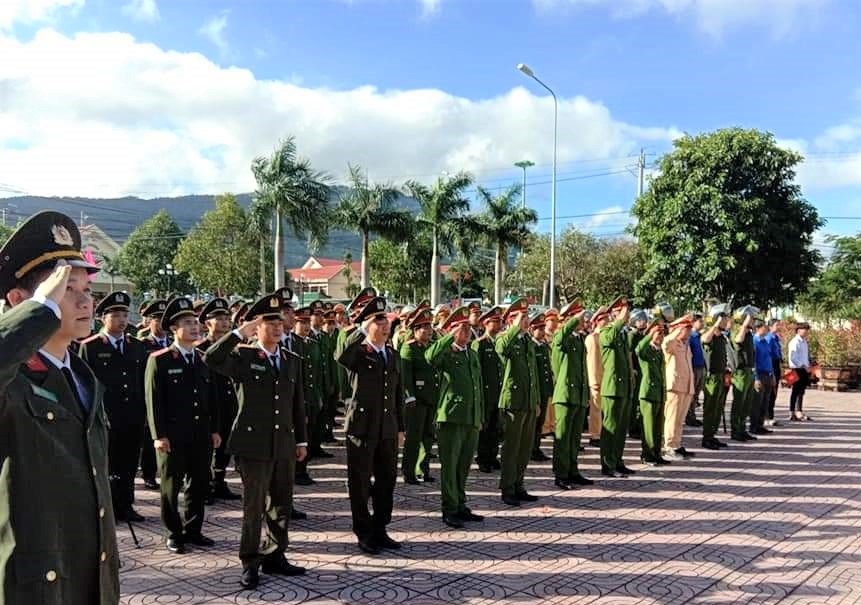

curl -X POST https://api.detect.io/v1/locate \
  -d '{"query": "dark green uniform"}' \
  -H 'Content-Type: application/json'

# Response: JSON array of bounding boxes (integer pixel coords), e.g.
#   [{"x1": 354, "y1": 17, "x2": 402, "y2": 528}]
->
[
  {"x1": 400, "y1": 338, "x2": 439, "y2": 481},
  {"x1": 425, "y1": 333, "x2": 483, "y2": 516},
  {"x1": 635, "y1": 337, "x2": 665, "y2": 462},
  {"x1": 496, "y1": 324, "x2": 540, "y2": 498},
  {"x1": 0, "y1": 301, "x2": 119, "y2": 605},
  {"x1": 139, "y1": 332, "x2": 172, "y2": 484},
  {"x1": 472, "y1": 334, "x2": 502, "y2": 468},
  {"x1": 335, "y1": 326, "x2": 354, "y2": 400},
  {"x1": 145, "y1": 344, "x2": 219, "y2": 542},
  {"x1": 702, "y1": 331, "x2": 729, "y2": 443},
  {"x1": 550, "y1": 317, "x2": 588, "y2": 480},
  {"x1": 731, "y1": 330, "x2": 755, "y2": 438},
  {"x1": 299, "y1": 332, "x2": 325, "y2": 456},
  {"x1": 80, "y1": 331, "x2": 147, "y2": 517},
  {"x1": 599, "y1": 318, "x2": 632, "y2": 472},
  {"x1": 318, "y1": 328, "x2": 340, "y2": 439},
  {"x1": 203, "y1": 334, "x2": 306, "y2": 567},
  {"x1": 532, "y1": 338, "x2": 555, "y2": 454},
  {"x1": 627, "y1": 329, "x2": 646, "y2": 438}
]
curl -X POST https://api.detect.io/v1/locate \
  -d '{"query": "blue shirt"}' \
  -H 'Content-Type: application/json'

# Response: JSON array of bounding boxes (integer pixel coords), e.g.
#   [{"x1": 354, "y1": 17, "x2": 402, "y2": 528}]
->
[
  {"x1": 689, "y1": 331, "x2": 706, "y2": 368},
  {"x1": 753, "y1": 334, "x2": 774, "y2": 374},
  {"x1": 764, "y1": 332, "x2": 782, "y2": 362}
]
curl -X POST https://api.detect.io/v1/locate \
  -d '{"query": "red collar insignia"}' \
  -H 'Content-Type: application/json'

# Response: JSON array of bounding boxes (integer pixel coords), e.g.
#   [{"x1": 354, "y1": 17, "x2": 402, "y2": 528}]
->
[{"x1": 25, "y1": 354, "x2": 48, "y2": 372}]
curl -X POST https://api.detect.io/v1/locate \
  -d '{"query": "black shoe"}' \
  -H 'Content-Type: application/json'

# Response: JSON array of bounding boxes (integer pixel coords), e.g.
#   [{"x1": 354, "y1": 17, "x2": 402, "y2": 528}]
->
[
  {"x1": 685, "y1": 418, "x2": 703, "y2": 427},
  {"x1": 295, "y1": 473, "x2": 315, "y2": 486},
  {"x1": 443, "y1": 513, "x2": 464, "y2": 529},
  {"x1": 716, "y1": 439, "x2": 729, "y2": 448},
  {"x1": 554, "y1": 478, "x2": 573, "y2": 490},
  {"x1": 601, "y1": 468, "x2": 619, "y2": 478},
  {"x1": 770, "y1": 420, "x2": 781, "y2": 427},
  {"x1": 310, "y1": 448, "x2": 334, "y2": 459},
  {"x1": 701, "y1": 438, "x2": 721, "y2": 450},
  {"x1": 262, "y1": 553, "x2": 306, "y2": 576},
  {"x1": 143, "y1": 478, "x2": 159, "y2": 490},
  {"x1": 185, "y1": 533, "x2": 215, "y2": 547},
  {"x1": 376, "y1": 532, "x2": 401, "y2": 550},
  {"x1": 166, "y1": 538, "x2": 185, "y2": 554},
  {"x1": 743, "y1": 432, "x2": 758, "y2": 441},
  {"x1": 490, "y1": 459, "x2": 502, "y2": 470},
  {"x1": 516, "y1": 491, "x2": 539, "y2": 502},
  {"x1": 676, "y1": 448, "x2": 695, "y2": 459},
  {"x1": 640, "y1": 458, "x2": 658, "y2": 467},
  {"x1": 655, "y1": 457, "x2": 672, "y2": 466},
  {"x1": 214, "y1": 484, "x2": 242, "y2": 500},
  {"x1": 358, "y1": 537, "x2": 380, "y2": 555},
  {"x1": 204, "y1": 494, "x2": 216, "y2": 506},
  {"x1": 125, "y1": 508, "x2": 145, "y2": 522},
  {"x1": 751, "y1": 427, "x2": 772, "y2": 435},
  {"x1": 457, "y1": 510, "x2": 484, "y2": 522},
  {"x1": 240, "y1": 565, "x2": 259, "y2": 589},
  {"x1": 616, "y1": 464, "x2": 636, "y2": 475},
  {"x1": 478, "y1": 463, "x2": 493, "y2": 473},
  {"x1": 422, "y1": 475, "x2": 436, "y2": 483},
  {"x1": 568, "y1": 473, "x2": 594, "y2": 486},
  {"x1": 322, "y1": 434, "x2": 339, "y2": 444},
  {"x1": 403, "y1": 476, "x2": 421, "y2": 485},
  {"x1": 589, "y1": 439, "x2": 601, "y2": 447},
  {"x1": 731, "y1": 433, "x2": 747, "y2": 442},
  {"x1": 578, "y1": 445, "x2": 585, "y2": 452},
  {"x1": 501, "y1": 494, "x2": 521, "y2": 507},
  {"x1": 290, "y1": 508, "x2": 308, "y2": 520},
  {"x1": 530, "y1": 449, "x2": 550, "y2": 462}
]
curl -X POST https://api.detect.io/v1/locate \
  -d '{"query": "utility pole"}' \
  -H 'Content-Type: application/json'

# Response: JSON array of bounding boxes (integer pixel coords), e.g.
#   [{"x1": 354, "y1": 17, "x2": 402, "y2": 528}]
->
[
  {"x1": 637, "y1": 148, "x2": 645, "y2": 198},
  {"x1": 514, "y1": 160, "x2": 535, "y2": 208}
]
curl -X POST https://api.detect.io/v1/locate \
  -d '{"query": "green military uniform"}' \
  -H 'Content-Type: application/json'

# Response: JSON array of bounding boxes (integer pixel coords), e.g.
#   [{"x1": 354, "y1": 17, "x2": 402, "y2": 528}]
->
[
  {"x1": 702, "y1": 328, "x2": 730, "y2": 446},
  {"x1": 425, "y1": 329, "x2": 483, "y2": 520},
  {"x1": 203, "y1": 321, "x2": 306, "y2": 572},
  {"x1": 627, "y1": 328, "x2": 646, "y2": 438},
  {"x1": 400, "y1": 334, "x2": 439, "y2": 482},
  {"x1": 138, "y1": 300, "x2": 171, "y2": 488},
  {"x1": 731, "y1": 328, "x2": 755, "y2": 439},
  {"x1": 550, "y1": 315, "x2": 589, "y2": 483},
  {"x1": 335, "y1": 325, "x2": 356, "y2": 398},
  {"x1": 599, "y1": 315, "x2": 632, "y2": 473},
  {"x1": 496, "y1": 318, "x2": 540, "y2": 500},
  {"x1": 318, "y1": 326, "x2": 340, "y2": 440},
  {"x1": 532, "y1": 335, "x2": 554, "y2": 456},
  {"x1": 472, "y1": 333, "x2": 503, "y2": 469},
  {"x1": 635, "y1": 334, "x2": 665, "y2": 463},
  {"x1": 299, "y1": 331, "x2": 325, "y2": 455}
]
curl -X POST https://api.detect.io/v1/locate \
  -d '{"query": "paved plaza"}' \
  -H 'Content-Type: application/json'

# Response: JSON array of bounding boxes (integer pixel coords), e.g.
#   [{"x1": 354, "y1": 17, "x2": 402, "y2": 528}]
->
[{"x1": 119, "y1": 389, "x2": 861, "y2": 604}]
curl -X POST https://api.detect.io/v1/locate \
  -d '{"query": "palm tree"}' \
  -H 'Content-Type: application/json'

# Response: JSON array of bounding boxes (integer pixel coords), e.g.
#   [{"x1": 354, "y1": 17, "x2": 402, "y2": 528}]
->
[
  {"x1": 251, "y1": 136, "x2": 332, "y2": 290},
  {"x1": 246, "y1": 197, "x2": 273, "y2": 295},
  {"x1": 334, "y1": 164, "x2": 413, "y2": 288},
  {"x1": 475, "y1": 184, "x2": 538, "y2": 305},
  {"x1": 405, "y1": 171, "x2": 475, "y2": 306},
  {"x1": 97, "y1": 252, "x2": 121, "y2": 291}
]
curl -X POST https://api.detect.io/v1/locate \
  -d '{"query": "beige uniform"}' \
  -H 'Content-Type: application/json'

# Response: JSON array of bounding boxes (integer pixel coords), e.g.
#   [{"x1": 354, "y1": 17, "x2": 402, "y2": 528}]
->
[
  {"x1": 662, "y1": 335, "x2": 695, "y2": 450},
  {"x1": 585, "y1": 330, "x2": 603, "y2": 439}
]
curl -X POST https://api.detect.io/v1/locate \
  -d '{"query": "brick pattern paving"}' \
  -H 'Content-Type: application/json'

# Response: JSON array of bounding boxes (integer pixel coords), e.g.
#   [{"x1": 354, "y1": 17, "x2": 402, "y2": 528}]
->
[{"x1": 119, "y1": 390, "x2": 861, "y2": 604}]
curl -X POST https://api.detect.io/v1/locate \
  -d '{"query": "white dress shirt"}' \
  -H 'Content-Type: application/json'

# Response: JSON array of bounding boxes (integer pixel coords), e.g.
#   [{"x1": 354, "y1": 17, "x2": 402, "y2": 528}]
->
[{"x1": 788, "y1": 335, "x2": 810, "y2": 369}]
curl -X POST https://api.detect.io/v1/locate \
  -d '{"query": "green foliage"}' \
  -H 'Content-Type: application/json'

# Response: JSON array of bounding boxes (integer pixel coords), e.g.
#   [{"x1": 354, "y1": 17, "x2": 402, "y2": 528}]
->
[
  {"x1": 0, "y1": 224, "x2": 13, "y2": 247},
  {"x1": 632, "y1": 128, "x2": 822, "y2": 310},
  {"x1": 366, "y1": 236, "x2": 431, "y2": 303},
  {"x1": 117, "y1": 209, "x2": 190, "y2": 295},
  {"x1": 246, "y1": 197, "x2": 276, "y2": 294},
  {"x1": 799, "y1": 232, "x2": 861, "y2": 321},
  {"x1": 173, "y1": 194, "x2": 262, "y2": 297}
]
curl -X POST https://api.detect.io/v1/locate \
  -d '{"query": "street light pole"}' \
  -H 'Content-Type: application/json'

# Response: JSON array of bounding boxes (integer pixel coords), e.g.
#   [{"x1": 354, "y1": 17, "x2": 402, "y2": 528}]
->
[
  {"x1": 514, "y1": 160, "x2": 534, "y2": 209},
  {"x1": 517, "y1": 63, "x2": 558, "y2": 308}
]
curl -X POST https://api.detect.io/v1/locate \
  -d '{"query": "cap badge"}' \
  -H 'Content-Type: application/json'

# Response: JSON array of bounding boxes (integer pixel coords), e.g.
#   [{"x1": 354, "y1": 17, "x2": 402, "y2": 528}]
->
[
  {"x1": 179, "y1": 300, "x2": 189, "y2": 309},
  {"x1": 270, "y1": 297, "x2": 279, "y2": 308},
  {"x1": 51, "y1": 224, "x2": 74, "y2": 246},
  {"x1": 115, "y1": 293, "x2": 123, "y2": 302}
]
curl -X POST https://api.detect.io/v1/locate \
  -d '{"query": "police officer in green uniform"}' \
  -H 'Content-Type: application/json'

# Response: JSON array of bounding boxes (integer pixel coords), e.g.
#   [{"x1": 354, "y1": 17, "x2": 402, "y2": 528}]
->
[
  {"x1": 550, "y1": 299, "x2": 593, "y2": 489},
  {"x1": 496, "y1": 298, "x2": 540, "y2": 506},
  {"x1": 203, "y1": 293, "x2": 308, "y2": 589},
  {"x1": 627, "y1": 308, "x2": 650, "y2": 439},
  {"x1": 0, "y1": 210, "x2": 119, "y2": 605},
  {"x1": 600, "y1": 296, "x2": 635, "y2": 478},
  {"x1": 336, "y1": 296, "x2": 405, "y2": 555},
  {"x1": 80, "y1": 291, "x2": 148, "y2": 522},
  {"x1": 145, "y1": 296, "x2": 220, "y2": 554},
  {"x1": 701, "y1": 304, "x2": 731, "y2": 450},
  {"x1": 400, "y1": 308, "x2": 439, "y2": 484},
  {"x1": 138, "y1": 299, "x2": 170, "y2": 490},
  {"x1": 473, "y1": 306, "x2": 504, "y2": 473},
  {"x1": 731, "y1": 306, "x2": 757, "y2": 442},
  {"x1": 319, "y1": 303, "x2": 340, "y2": 443},
  {"x1": 425, "y1": 306, "x2": 485, "y2": 528},
  {"x1": 196, "y1": 297, "x2": 242, "y2": 502},
  {"x1": 635, "y1": 319, "x2": 670, "y2": 466},
  {"x1": 307, "y1": 300, "x2": 333, "y2": 457},
  {"x1": 294, "y1": 306, "x2": 326, "y2": 482},
  {"x1": 530, "y1": 312, "x2": 554, "y2": 462}
]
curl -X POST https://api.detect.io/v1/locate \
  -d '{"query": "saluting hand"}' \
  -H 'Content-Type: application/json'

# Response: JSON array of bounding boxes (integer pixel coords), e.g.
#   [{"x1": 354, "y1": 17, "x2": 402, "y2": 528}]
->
[
  {"x1": 154, "y1": 437, "x2": 171, "y2": 454},
  {"x1": 238, "y1": 317, "x2": 263, "y2": 339},
  {"x1": 34, "y1": 259, "x2": 71, "y2": 306}
]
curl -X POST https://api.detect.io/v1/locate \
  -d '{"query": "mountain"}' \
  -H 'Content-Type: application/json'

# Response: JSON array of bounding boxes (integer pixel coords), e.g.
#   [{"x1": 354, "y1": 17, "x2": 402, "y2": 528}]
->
[{"x1": 4, "y1": 190, "x2": 420, "y2": 268}]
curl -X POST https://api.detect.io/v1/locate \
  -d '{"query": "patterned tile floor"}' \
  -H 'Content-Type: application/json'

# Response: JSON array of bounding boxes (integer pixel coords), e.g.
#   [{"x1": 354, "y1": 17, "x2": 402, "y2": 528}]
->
[{"x1": 120, "y1": 389, "x2": 861, "y2": 604}]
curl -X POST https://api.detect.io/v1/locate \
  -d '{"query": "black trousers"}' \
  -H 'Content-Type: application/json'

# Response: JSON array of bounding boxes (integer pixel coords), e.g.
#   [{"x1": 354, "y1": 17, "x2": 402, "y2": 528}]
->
[
  {"x1": 235, "y1": 455, "x2": 295, "y2": 566},
  {"x1": 790, "y1": 368, "x2": 809, "y2": 412},
  {"x1": 158, "y1": 439, "x2": 211, "y2": 540},
  {"x1": 768, "y1": 359, "x2": 781, "y2": 420},
  {"x1": 212, "y1": 406, "x2": 236, "y2": 486},
  {"x1": 108, "y1": 421, "x2": 144, "y2": 513},
  {"x1": 476, "y1": 407, "x2": 500, "y2": 465},
  {"x1": 140, "y1": 425, "x2": 158, "y2": 481},
  {"x1": 346, "y1": 437, "x2": 398, "y2": 541}
]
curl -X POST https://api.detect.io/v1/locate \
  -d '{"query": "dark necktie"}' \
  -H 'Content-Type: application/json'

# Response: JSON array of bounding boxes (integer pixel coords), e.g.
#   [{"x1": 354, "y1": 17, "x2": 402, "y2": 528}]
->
[
  {"x1": 270, "y1": 354, "x2": 279, "y2": 374},
  {"x1": 185, "y1": 353, "x2": 194, "y2": 366},
  {"x1": 115, "y1": 339, "x2": 123, "y2": 355},
  {"x1": 378, "y1": 349, "x2": 386, "y2": 367},
  {"x1": 62, "y1": 367, "x2": 89, "y2": 413}
]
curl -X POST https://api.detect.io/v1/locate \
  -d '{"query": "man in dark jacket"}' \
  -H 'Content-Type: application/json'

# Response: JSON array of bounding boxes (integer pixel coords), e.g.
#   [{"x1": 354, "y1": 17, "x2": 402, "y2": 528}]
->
[
  {"x1": 138, "y1": 298, "x2": 170, "y2": 490},
  {"x1": 0, "y1": 210, "x2": 120, "y2": 605},
  {"x1": 204, "y1": 293, "x2": 307, "y2": 589}
]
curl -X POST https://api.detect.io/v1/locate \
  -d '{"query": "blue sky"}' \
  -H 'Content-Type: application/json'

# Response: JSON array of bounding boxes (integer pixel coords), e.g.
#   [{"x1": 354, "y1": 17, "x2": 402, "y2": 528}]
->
[{"x1": 2, "y1": 0, "x2": 861, "y2": 245}]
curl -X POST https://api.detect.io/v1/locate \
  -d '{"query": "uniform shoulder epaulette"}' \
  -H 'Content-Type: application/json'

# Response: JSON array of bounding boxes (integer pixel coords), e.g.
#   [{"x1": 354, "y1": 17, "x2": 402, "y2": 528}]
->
[
  {"x1": 150, "y1": 347, "x2": 171, "y2": 357},
  {"x1": 284, "y1": 349, "x2": 302, "y2": 359},
  {"x1": 81, "y1": 333, "x2": 102, "y2": 344},
  {"x1": 126, "y1": 334, "x2": 143, "y2": 344}
]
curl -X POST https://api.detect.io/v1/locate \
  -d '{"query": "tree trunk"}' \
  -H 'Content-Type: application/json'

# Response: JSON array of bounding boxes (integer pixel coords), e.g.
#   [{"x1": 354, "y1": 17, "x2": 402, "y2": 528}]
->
[
  {"x1": 259, "y1": 236, "x2": 266, "y2": 295},
  {"x1": 542, "y1": 279, "x2": 549, "y2": 306},
  {"x1": 494, "y1": 243, "x2": 503, "y2": 306},
  {"x1": 274, "y1": 211, "x2": 285, "y2": 290},
  {"x1": 430, "y1": 228, "x2": 440, "y2": 306},
  {"x1": 361, "y1": 231, "x2": 369, "y2": 288}
]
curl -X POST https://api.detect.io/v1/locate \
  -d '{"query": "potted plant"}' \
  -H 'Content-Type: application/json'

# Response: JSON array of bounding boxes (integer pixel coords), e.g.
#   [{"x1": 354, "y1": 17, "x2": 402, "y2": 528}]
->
[{"x1": 814, "y1": 327, "x2": 855, "y2": 391}]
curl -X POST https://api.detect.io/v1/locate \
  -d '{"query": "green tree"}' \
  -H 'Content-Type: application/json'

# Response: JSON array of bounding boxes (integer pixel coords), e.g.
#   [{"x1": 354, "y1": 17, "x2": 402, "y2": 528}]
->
[
  {"x1": 799, "y1": 232, "x2": 861, "y2": 320},
  {"x1": 0, "y1": 224, "x2": 14, "y2": 247},
  {"x1": 335, "y1": 164, "x2": 413, "y2": 288},
  {"x1": 117, "y1": 210, "x2": 190, "y2": 296},
  {"x1": 342, "y1": 252, "x2": 361, "y2": 299},
  {"x1": 247, "y1": 197, "x2": 275, "y2": 295},
  {"x1": 251, "y1": 136, "x2": 332, "y2": 290},
  {"x1": 474, "y1": 184, "x2": 538, "y2": 305},
  {"x1": 632, "y1": 128, "x2": 822, "y2": 310},
  {"x1": 96, "y1": 252, "x2": 122, "y2": 291},
  {"x1": 405, "y1": 171, "x2": 475, "y2": 305},
  {"x1": 367, "y1": 236, "x2": 432, "y2": 303},
  {"x1": 173, "y1": 194, "x2": 262, "y2": 297}
]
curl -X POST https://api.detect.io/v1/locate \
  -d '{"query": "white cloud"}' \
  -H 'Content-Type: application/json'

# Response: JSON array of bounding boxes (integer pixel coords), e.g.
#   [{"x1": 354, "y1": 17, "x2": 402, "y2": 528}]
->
[
  {"x1": 419, "y1": 0, "x2": 442, "y2": 19},
  {"x1": 199, "y1": 12, "x2": 228, "y2": 55},
  {"x1": 533, "y1": 0, "x2": 829, "y2": 37},
  {"x1": 582, "y1": 205, "x2": 629, "y2": 231},
  {"x1": 122, "y1": 0, "x2": 159, "y2": 22},
  {"x1": 0, "y1": 0, "x2": 83, "y2": 30},
  {"x1": 0, "y1": 28, "x2": 680, "y2": 199}
]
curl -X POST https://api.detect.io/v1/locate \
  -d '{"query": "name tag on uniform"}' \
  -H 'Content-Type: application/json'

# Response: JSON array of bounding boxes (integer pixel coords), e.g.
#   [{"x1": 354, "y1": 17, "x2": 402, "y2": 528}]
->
[
  {"x1": 168, "y1": 368, "x2": 184, "y2": 375},
  {"x1": 416, "y1": 380, "x2": 425, "y2": 386},
  {"x1": 97, "y1": 353, "x2": 112, "y2": 358},
  {"x1": 30, "y1": 384, "x2": 59, "y2": 402},
  {"x1": 250, "y1": 363, "x2": 267, "y2": 372}
]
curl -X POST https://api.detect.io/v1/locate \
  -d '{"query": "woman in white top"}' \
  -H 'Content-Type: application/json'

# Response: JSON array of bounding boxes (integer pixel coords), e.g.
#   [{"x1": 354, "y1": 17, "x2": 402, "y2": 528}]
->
[{"x1": 787, "y1": 322, "x2": 812, "y2": 421}]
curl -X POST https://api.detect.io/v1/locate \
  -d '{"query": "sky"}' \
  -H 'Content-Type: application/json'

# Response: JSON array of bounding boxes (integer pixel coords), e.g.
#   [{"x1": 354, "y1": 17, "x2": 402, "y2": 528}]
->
[{"x1": 1, "y1": 0, "x2": 861, "y2": 247}]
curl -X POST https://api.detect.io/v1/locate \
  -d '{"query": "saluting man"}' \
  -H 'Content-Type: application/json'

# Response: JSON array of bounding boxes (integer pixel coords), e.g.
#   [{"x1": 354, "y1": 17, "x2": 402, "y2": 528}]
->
[
  {"x1": 635, "y1": 319, "x2": 668, "y2": 466},
  {"x1": 80, "y1": 291, "x2": 148, "y2": 522},
  {"x1": 204, "y1": 293, "x2": 308, "y2": 589},
  {"x1": 425, "y1": 306, "x2": 485, "y2": 529},
  {"x1": 731, "y1": 306, "x2": 757, "y2": 442},
  {"x1": 700, "y1": 305, "x2": 731, "y2": 450},
  {"x1": 662, "y1": 314, "x2": 696, "y2": 460},
  {"x1": 337, "y1": 296, "x2": 405, "y2": 555},
  {"x1": 585, "y1": 308, "x2": 607, "y2": 447},
  {"x1": 145, "y1": 296, "x2": 221, "y2": 554},
  {"x1": 529, "y1": 312, "x2": 554, "y2": 463},
  {"x1": 0, "y1": 211, "x2": 120, "y2": 605},
  {"x1": 599, "y1": 296, "x2": 634, "y2": 478},
  {"x1": 473, "y1": 306, "x2": 504, "y2": 473}
]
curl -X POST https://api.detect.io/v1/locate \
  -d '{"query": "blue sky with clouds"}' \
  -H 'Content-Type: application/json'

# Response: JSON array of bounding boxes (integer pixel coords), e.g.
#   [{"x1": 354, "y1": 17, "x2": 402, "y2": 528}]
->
[{"x1": 2, "y1": 0, "x2": 861, "y2": 243}]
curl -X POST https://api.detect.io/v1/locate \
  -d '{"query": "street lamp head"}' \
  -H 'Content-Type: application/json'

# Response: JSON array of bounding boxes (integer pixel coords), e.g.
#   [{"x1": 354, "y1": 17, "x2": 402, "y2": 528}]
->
[
  {"x1": 166, "y1": 263, "x2": 173, "y2": 270},
  {"x1": 517, "y1": 63, "x2": 534, "y2": 78}
]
